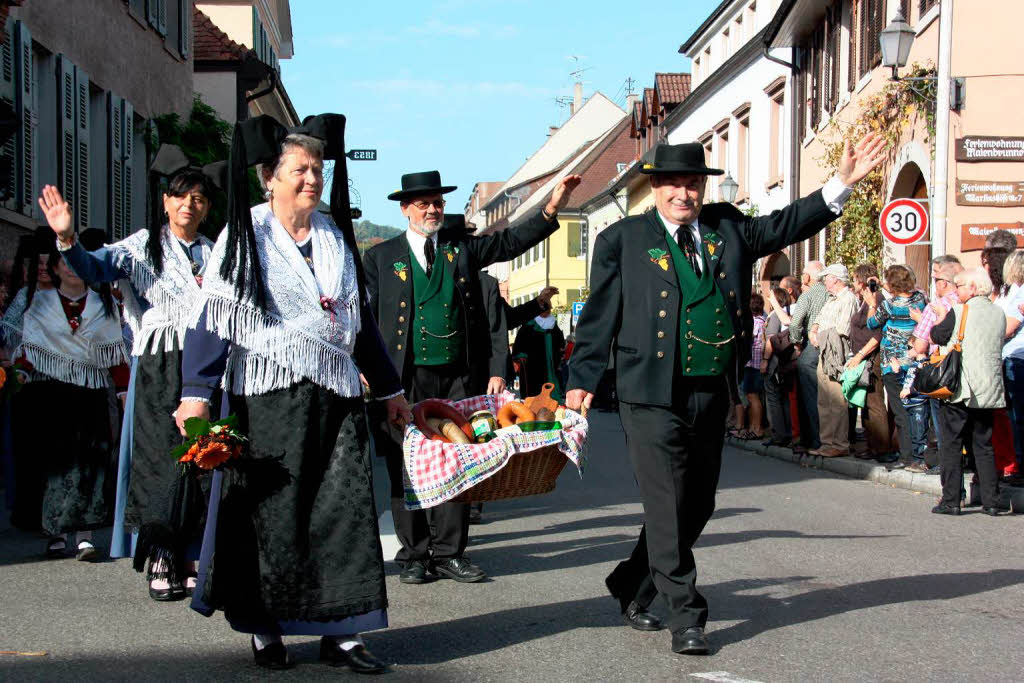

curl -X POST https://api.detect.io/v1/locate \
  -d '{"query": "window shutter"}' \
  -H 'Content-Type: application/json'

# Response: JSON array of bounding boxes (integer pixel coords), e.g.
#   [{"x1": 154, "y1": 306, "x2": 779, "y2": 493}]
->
[
  {"x1": 75, "y1": 66, "x2": 90, "y2": 232},
  {"x1": 178, "y1": 0, "x2": 190, "y2": 58},
  {"x1": 14, "y1": 21, "x2": 34, "y2": 217},
  {"x1": 847, "y1": 0, "x2": 857, "y2": 91},
  {"x1": 123, "y1": 100, "x2": 135, "y2": 233},
  {"x1": 57, "y1": 55, "x2": 76, "y2": 222},
  {"x1": 157, "y1": 0, "x2": 167, "y2": 36},
  {"x1": 147, "y1": 0, "x2": 158, "y2": 27},
  {"x1": 0, "y1": 17, "x2": 16, "y2": 209},
  {"x1": 108, "y1": 93, "x2": 125, "y2": 240}
]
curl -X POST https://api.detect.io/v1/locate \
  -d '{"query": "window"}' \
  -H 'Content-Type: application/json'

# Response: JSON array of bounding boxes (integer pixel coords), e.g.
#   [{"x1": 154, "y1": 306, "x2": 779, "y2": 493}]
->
[
  {"x1": 747, "y1": 1, "x2": 757, "y2": 29},
  {"x1": 734, "y1": 106, "x2": 750, "y2": 202},
  {"x1": 698, "y1": 132, "x2": 713, "y2": 170},
  {"x1": 252, "y1": 7, "x2": 279, "y2": 71},
  {"x1": 567, "y1": 222, "x2": 582, "y2": 258},
  {"x1": 2, "y1": 20, "x2": 38, "y2": 217},
  {"x1": 147, "y1": 0, "x2": 167, "y2": 37},
  {"x1": 920, "y1": 0, "x2": 938, "y2": 14},
  {"x1": 847, "y1": 0, "x2": 857, "y2": 92},
  {"x1": 765, "y1": 78, "x2": 786, "y2": 188},
  {"x1": 859, "y1": 0, "x2": 884, "y2": 77},
  {"x1": 734, "y1": 15, "x2": 744, "y2": 45},
  {"x1": 693, "y1": 56, "x2": 701, "y2": 85},
  {"x1": 715, "y1": 121, "x2": 729, "y2": 200},
  {"x1": 722, "y1": 27, "x2": 730, "y2": 57}
]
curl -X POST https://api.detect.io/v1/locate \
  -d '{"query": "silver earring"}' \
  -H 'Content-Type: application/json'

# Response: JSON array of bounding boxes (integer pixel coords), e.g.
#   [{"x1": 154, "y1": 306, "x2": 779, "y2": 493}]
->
[{"x1": 264, "y1": 189, "x2": 273, "y2": 200}]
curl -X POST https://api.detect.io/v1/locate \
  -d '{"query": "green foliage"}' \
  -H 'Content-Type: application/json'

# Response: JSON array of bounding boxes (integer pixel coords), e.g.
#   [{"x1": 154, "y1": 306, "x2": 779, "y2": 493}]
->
[
  {"x1": 151, "y1": 96, "x2": 262, "y2": 239},
  {"x1": 742, "y1": 203, "x2": 760, "y2": 218},
  {"x1": 354, "y1": 219, "x2": 403, "y2": 254},
  {"x1": 820, "y1": 63, "x2": 937, "y2": 271}
]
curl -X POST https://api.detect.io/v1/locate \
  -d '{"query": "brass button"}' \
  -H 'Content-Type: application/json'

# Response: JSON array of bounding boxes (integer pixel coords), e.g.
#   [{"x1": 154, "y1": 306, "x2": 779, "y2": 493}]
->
[
  {"x1": 686, "y1": 367, "x2": 692, "y2": 373},
  {"x1": 397, "y1": 344, "x2": 403, "y2": 350},
  {"x1": 686, "y1": 319, "x2": 692, "y2": 325},
  {"x1": 719, "y1": 272, "x2": 726, "y2": 279},
  {"x1": 716, "y1": 308, "x2": 722, "y2": 314},
  {"x1": 397, "y1": 330, "x2": 404, "y2": 336},
  {"x1": 686, "y1": 306, "x2": 692, "y2": 313},
  {"x1": 661, "y1": 291, "x2": 668, "y2": 298},
  {"x1": 717, "y1": 333, "x2": 723, "y2": 338},
  {"x1": 459, "y1": 277, "x2": 467, "y2": 283},
  {"x1": 444, "y1": 303, "x2": 449, "y2": 307},
  {"x1": 400, "y1": 301, "x2": 407, "y2": 308},
  {"x1": 657, "y1": 351, "x2": 665, "y2": 359},
  {"x1": 688, "y1": 343, "x2": 694, "y2": 349},
  {"x1": 658, "y1": 331, "x2": 665, "y2": 339},
  {"x1": 659, "y1": 310, "x2": 667, "y2": 318},
  {"x1": 716, "y1": 320, "x2": 723, "y2": 326},
  {"x1": 714, "y1": 356, "x2": 721, "y2": 362},
  {"x1": 420, "y1": 316, "x2": 425, "y2": 321},
  {"x1": 728, "y1": 291, "x2": 735, "y2": 298},
  {"x1": 398, "y1": 316, "x2": 405, "y2": 322},
  {"x1": 687, "y1": 356, "x2": 693, "y2": 362},
  {"x1": 741, "y1": 330, "x2": 747, "y2": 337},
  {"x1": 419, "y1": 304, "x2": 424, "y2": 309}
]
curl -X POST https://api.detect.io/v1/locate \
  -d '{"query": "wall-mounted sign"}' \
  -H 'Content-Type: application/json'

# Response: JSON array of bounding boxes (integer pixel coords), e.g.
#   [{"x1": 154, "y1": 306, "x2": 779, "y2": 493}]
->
[
  {"x1": 879, "y1": 199, "x2": 929, "y2": 245},
  {"x1": 956, "y1": 179, "x2": 1024, "y2": 207},
  {"x1": 346, "y1": 149, "x2": 378, "y2": 161},
  {"x1": 960, "y1": 222, "x2": 1024, "y2": 251},
  {"x1": 955, "y1": 136, "x2": 1024, "y2": 162}
]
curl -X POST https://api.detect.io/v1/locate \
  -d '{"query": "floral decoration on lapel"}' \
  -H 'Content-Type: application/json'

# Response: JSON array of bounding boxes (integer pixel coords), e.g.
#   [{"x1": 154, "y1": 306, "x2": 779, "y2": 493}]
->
[
  {"x1": 393, "y1": 260, "x2": 408, "y2": 281},
  {"x1": 647, "y1": 247, "x2": 670, "y2": 271},
  {"x1": 443, "y1": 244, "x2": 458, "y2": 263},
  {"x1": 703, "y1": 232, "x2": 724, "y2": 261}
]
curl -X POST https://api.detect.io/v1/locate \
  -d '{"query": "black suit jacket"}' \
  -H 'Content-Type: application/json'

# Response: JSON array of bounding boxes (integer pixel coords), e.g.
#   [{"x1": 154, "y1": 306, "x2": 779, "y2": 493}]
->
[
  {"x1": 364, "y1": 209, "x2": 558, "y2": 384},
  {"x1": 568, "y1": 191, "x2": 838, "y2": 407}
]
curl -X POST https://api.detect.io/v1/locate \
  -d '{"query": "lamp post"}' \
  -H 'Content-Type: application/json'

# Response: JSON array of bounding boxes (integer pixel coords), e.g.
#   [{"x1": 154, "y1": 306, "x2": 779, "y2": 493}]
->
[
  {"x1": 879, "y1": 9, "x2": 915, "y2": 81},
  {"x1": 719, "y1": 174, "x2": 739, "y2": 204}
]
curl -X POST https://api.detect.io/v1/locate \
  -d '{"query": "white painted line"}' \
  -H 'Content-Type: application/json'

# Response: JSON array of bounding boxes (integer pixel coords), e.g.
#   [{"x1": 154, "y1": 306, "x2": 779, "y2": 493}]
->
[{"x1": 692, "y1": 673, "x2": 765, "y2": 683}]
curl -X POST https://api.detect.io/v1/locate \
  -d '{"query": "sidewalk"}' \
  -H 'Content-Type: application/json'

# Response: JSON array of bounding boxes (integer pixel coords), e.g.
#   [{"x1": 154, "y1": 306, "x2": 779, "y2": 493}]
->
[{"x1": 726, "y1": 436, "x2": 1023, "y2": 513}]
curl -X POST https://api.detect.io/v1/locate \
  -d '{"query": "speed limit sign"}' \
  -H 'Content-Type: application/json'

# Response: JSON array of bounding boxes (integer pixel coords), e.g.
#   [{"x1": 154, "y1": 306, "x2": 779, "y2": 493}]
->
[{"x1": 879, "y1": 199, "x2": 929, "y2": 245}]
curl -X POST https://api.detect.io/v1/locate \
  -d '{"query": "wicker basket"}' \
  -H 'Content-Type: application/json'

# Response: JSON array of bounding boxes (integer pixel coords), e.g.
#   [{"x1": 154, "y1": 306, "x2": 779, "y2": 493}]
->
[{"x1": 452, "y1": 444, "x2": 569, "y2": 503}]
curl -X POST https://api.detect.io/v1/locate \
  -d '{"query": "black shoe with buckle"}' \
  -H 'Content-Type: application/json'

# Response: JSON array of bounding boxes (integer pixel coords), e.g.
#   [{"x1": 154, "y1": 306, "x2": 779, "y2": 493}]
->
[
  {"x1": 251, "y1": 637, "x2": 293, "y2": 670},
  {"x1": 623, "y1": 601, "x2": 663, "y2": 631},
  {"x1": 399, "y1": 560, "x2": 432, "y2": 584},
  {"x1": 319, "y1": 638, "x2": 387, "y2": 674},
  {"x1": 931, "y1": 503, "x2": 961, "y2": 516},
  {"x1": 672, "y1": 626, "x2": 710, "y2": 655},
  {"x1": 432, "y1": 556, "x2": 487, "y2": 583}
]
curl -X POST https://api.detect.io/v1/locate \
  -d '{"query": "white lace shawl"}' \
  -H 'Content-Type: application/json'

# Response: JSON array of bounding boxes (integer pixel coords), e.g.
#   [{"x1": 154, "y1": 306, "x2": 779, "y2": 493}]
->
[
  {"x1": 16, "y1": 288, "x2": 128, "y2": 388},
  {"x1": 0, "y1": 286, "x2": 28, "y2": 350},
  {"x1": 194, "y1": 203, "x2": 362, "y2": 397},
  {"x1": 114, "y1": 228, "x2": 212, "y2": 355}
]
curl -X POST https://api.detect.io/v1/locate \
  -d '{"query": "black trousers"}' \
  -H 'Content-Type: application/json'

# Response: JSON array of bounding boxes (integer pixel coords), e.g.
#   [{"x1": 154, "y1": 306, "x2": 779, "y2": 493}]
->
[
  {"x1": 617, "y1": 375, "x2": 729, "y2": 632},
  {"x1": 377, "y1": 362, "x2": 474, "y2": 565},
  {"x1": 605, "y1": 525, "x2": 658, "y2": 612},
  {"x1": 882, "y1": 372, "x2": 915, "y2": 465},
  {"x1": 938, "y1": 402, "x2": 999, "y2": 508}
]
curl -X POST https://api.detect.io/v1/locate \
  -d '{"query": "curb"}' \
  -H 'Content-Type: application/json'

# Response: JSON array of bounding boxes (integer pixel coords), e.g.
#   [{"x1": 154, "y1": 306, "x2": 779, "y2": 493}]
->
[{"x1": 726, "y1": 437, "x2": 1023, "y2": 513}]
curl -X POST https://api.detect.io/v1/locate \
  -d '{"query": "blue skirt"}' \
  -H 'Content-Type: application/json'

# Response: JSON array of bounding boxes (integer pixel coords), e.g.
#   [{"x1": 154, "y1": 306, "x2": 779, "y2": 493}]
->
[{"x1": 109, "y1": 357, "x2": 138, "y2": 559}]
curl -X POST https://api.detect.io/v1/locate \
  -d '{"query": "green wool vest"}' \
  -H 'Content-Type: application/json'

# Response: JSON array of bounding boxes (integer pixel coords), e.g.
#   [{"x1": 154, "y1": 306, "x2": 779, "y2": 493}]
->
[
  {"x1": 661, "y1": 223, "x2": 735, "y2": 377},
  {"x1": 410, "y1": 249, "x2": 463, "y2": 366}
]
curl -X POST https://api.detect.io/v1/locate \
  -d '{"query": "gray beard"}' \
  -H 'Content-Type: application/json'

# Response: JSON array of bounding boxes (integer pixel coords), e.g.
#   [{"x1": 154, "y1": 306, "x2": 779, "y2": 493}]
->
[{"x1": 411, "y1": 219, "x2": 442, "y2": 237}]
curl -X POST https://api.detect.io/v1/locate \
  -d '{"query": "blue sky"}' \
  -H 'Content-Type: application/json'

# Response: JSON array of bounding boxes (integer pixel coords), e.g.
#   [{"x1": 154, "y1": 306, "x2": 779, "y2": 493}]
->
[{"x1": 281, "y1": 0, "x2": 724, "y2": 227}]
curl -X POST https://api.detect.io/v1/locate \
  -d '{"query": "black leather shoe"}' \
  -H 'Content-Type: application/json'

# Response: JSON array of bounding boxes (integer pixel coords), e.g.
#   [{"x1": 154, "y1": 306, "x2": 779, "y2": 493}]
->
[
  {"x1": 931, "y1": 503, "x2": 961, "y2": 516},
  {"x1": 399, "y1": 560, "x2": 432, "y2": 584},
  {"x1": 251, "y1": 637, "x2": 293, "y2": 670},
  {"x1": 672, "y1": 626, "x2": 710, "y2": 655},
  {"x1": 432, "y1": 556, "x2": 487, "y2": 583},
  {"x1": 981, "y1": 506, "x2": 1004, "y2": 516},
  {"x1": 623, "y1": 601, "x2": 663, "y2": 631},
  {"x1": 320, "y1": 639, "x2": 387, "y2": 674}
]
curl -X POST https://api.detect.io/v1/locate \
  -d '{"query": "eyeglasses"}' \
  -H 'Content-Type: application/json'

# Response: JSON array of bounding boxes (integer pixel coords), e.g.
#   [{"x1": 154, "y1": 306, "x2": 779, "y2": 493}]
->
[
  {"x1": 932, "y1": 277, "x2": 952, "y2": 284},
  {"x1": 410, "y1": 199, "x2": 446, "y2": 211}
]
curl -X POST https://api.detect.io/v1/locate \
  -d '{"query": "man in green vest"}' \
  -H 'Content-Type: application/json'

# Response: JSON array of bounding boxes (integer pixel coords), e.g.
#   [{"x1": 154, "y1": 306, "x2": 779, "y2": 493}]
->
[
  {"x1": 365, "y1": 170, "x2": 580, "y2": 585},
  {"x1": 567, "y1": 136, "x2": 885, "y2": 655}
]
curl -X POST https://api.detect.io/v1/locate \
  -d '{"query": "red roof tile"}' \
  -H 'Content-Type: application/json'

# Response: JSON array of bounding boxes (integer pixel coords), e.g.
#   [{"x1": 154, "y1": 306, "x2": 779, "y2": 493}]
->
[
  {"x1": 194, "y1": 6, "x2": 248, "y2": 61},
  {"x1": 654, "y1": 73, "x2": 691, "y2": 106}
]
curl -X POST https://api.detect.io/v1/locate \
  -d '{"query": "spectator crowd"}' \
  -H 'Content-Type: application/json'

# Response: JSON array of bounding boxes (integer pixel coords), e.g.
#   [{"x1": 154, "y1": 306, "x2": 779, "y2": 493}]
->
[{"x1": 729, "y1": 228, "x2": 1024, "y2": 515}]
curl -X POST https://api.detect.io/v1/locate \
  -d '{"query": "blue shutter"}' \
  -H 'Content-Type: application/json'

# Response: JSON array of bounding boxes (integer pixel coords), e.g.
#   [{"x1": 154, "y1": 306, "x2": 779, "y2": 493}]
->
[
  {"x1": 123, "y1": 100, "x2": 135, "y2": 232},
  {"x1": 0, "y1": 17, "x2": 16, "y2": 209},
  {"x1": 14, "y1": 21, "x2": 34, "y2": 217},
  {"x1": 57, "y1": 55, "x2": 76, "y2": 222},
  {"x1": 75, "y1": 66, "x2": 90, "y2": 232},
  {"x1": 108, "y1": 93, "x2": 125, "y2": 240},
  {"x1": 178, "y1": 0, "x2": 190, "y2": 59}
]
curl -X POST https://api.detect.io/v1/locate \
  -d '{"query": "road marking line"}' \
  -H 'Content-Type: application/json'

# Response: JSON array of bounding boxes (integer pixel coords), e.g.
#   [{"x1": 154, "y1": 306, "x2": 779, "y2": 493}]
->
[{"x1": 692, "y1": 672, "x2": 764, "y2": 683}]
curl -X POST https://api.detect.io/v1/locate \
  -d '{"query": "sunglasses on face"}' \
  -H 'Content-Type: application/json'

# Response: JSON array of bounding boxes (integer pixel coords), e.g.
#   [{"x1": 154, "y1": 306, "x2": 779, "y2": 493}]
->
[{"x1": 411, "y1": 199, "x2": 446, "y2": 211}]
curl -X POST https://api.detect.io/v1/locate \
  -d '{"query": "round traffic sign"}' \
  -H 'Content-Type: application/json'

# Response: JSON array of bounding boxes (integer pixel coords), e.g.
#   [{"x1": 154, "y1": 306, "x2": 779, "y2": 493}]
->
[{"x1": 879, "y1": 199, "x2": 929, "y2": 245}]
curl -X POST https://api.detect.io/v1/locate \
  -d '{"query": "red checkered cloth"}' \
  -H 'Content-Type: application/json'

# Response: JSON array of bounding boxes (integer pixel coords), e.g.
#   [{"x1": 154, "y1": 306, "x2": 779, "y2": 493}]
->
[{"x1": 401, "y1": 391, "x2": 588, "y2": 510}]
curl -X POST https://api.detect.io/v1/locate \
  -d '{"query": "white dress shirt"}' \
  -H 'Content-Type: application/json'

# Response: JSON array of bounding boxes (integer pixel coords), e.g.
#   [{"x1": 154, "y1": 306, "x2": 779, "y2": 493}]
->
[{"x1": 405, "y1": 229, "x2": 438, "y2": 272}]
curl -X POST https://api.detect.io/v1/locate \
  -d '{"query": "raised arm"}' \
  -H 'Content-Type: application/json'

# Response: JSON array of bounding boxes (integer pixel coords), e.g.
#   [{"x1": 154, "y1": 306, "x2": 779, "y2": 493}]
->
[{"x1": 39, "y1": 184, "x2": 129, "y2": 282}]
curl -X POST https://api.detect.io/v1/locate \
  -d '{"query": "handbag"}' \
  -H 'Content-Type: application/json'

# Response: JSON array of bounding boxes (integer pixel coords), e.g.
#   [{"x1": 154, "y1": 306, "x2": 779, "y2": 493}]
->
[{"x1": 912, "y1": 304, "x2": 968, "y2": 400}]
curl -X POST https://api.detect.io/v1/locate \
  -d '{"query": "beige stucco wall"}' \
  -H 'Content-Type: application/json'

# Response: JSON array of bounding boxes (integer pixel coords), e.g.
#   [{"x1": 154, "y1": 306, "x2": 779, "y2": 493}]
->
[
  {"x1": 12, "y1": 1, "x2": 193, "y2": 119},
  {"x1": 195, "y1": 71, "x2": 239, "y2": 124}
]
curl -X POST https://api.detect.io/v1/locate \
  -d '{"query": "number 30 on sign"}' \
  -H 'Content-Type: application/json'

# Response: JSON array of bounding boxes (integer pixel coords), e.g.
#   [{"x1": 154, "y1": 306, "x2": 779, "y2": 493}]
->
[{"x1": 879, "y1": 199, "x2": 929, "y2": 245}]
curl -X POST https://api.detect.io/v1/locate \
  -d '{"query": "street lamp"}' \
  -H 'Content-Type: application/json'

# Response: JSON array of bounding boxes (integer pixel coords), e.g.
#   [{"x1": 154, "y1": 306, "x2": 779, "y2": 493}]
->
[
  {"x1": 879, "y1": 9, "x2": 915, "y2": 80},
  {"x1": 719, "y1": 174, "x2": 739, "y2": 204}
]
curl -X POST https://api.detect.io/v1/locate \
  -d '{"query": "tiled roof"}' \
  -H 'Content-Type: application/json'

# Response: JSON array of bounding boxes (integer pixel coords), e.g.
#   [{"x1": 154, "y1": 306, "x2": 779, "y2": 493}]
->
[
  {"x1": 642, "y1": 87, "x2": 655, "y2": 123},
  {"x1": 194, "y1": 6, "x2": 248, "y2": 61},
  {"x1": 565, "y1": 114, "x2": 635, "y2": 210},
  {"x1": 655, "y1": 73, "x2": 691, "y2": 106}
]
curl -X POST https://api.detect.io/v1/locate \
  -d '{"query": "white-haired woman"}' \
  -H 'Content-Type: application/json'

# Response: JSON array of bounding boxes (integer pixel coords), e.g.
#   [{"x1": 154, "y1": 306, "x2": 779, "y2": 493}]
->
[
  {"x1": 175, "y1": 115, "x2": 410, "y2": 672},
  {"x1": 930, "y1": 267, "x2": 1006, "y2": 516}
]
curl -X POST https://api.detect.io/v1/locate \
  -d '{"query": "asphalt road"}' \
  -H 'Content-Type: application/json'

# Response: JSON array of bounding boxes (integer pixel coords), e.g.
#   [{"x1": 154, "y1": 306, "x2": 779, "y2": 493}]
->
[{"x1": 2, "y1": 410, "x2": 1023, "y2": 682}]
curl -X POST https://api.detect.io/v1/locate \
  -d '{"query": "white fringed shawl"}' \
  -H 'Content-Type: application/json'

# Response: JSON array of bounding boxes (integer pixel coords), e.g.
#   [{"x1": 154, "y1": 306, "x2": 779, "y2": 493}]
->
[
  {"x1": 194, "y1": 203, "x2": 362, "y2": 397},
  {"x1": 114, "y1": 228, "x2": 212, "y2": 355},
  {"x1": 16, "y1": 288, "x2": 128, "y2": 388}
]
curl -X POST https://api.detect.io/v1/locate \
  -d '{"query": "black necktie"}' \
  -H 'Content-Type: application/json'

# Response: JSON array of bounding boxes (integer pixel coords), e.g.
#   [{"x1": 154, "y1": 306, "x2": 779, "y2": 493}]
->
[
  {"x1": 676, "y1": 227, "x2": 700, "y2": 274},
  {"x1": 424, "y1": 239, "x2": 436, "y2": 277}
]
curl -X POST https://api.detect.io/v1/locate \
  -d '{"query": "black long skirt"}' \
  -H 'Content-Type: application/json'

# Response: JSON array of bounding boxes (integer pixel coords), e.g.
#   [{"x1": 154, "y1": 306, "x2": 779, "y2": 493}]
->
[
  {"x1": 123, "y1": 348, "x2": 209, "y2": 577},
  {"x1": 24, "y1": 380, "x2": 114, "y2": 535},
  {"x1": 200, "y1": 381, "x2": 387, "y2": 625}
]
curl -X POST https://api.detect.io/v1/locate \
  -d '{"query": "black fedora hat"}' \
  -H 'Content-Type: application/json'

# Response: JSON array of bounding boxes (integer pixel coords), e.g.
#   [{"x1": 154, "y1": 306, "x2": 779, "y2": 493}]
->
[
  {"x1": 639, "y1": 143, "x2": 724, "y2": 176},
  {"x1": 388, "y1": 170, "x2": 457, "y2": 201}
]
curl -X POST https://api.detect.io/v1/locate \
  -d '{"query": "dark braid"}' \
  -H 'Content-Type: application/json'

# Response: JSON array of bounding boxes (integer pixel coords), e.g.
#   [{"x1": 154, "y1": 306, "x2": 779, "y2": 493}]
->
[{"x1": 221, "y1": 125, "x2": 266, "y2": 309}]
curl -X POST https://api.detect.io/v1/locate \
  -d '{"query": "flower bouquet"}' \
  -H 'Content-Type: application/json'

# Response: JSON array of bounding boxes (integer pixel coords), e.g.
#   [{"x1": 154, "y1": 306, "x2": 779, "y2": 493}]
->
[
  {"x1": 0, "y1": 359, "x2": 31, "y2": 400},
  {"x1": 171, "y1": 415, "x2": 247, "y2": 471}
]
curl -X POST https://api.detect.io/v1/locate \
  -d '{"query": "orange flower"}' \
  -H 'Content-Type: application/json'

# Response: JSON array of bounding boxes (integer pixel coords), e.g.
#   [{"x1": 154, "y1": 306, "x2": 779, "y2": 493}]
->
[
  {"x1": 193, "y1": 437, "x2": 242, "y2": 470},
  {"x1": 179, "y1": 442, "x2": 200, "y2": 463},
  {"x1": 0, "y1": 369, "x2": 6, "y2": 391}
]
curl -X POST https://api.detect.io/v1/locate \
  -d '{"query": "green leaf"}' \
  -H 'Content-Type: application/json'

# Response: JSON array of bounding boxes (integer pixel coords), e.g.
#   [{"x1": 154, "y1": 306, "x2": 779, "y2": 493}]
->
[
  {"x1": 170, "y1": 443, "x2": 191, "y2": 458},
  {"x1": 184, "y1": 417, "x2": 211, "y2": 439}
]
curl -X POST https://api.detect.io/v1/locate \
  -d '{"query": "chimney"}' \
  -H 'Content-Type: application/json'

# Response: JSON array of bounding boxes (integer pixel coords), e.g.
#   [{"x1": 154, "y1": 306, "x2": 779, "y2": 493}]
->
[
  {"x1": 548, "y1": 125, "x2": 559, "y2": 137},
  {"x1": 571, "y1": 82, "x2": 583, "y2": 115},
  {"x1": 625, "y1": 93, "x2": 638, "y2": 110}
]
